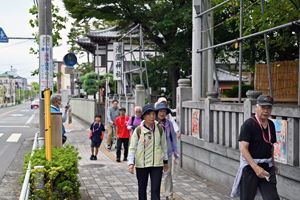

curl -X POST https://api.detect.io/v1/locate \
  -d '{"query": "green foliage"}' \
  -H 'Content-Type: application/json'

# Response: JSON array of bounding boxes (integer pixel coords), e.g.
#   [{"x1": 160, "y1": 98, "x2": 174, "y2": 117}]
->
[
  {"x1": 80, "y1": 72, "x2": 98, "y2": 94},
  {"x1": 211, "y1": 0, "x2": 300, "y2": 72},
  {"x1": 62, "y1": 0, "x2": 193, "y2": 107},
  {"x1": 31, "y1": 82, "x2": 39, "y2": 91},
  {"x1": 76, "y1": 62, "x2": 94, "y2": 76},
  {"x1": 99, "y1": 73, "x2": 116, "y2": 94},
  {"x1": 223, "y1": 84, "x2": 254, "y2": 98},
  {"x1": 21, "y1": 144, "x2": 81, "y2": 200}
]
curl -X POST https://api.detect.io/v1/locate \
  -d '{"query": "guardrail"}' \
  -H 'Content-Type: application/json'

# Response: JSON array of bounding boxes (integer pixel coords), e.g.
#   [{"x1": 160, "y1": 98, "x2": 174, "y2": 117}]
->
[{"x1": 19, "y1": 132, "x2": 39, "y2": 200}]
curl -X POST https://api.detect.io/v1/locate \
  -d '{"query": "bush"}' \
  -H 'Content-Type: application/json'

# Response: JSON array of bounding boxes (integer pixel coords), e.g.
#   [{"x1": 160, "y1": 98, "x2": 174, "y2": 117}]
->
[
  {"x1": 21, "y1": 144, "x2": 82, "y2": 200},
  {"x1": 223, "y1": 84, "x2": 254, "y2": 98}
]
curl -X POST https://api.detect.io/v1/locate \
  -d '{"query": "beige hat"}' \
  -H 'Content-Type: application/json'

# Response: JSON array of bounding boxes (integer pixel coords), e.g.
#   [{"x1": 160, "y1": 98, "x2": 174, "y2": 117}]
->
[{"x1": 157, "y1": 97, "x2": 167, "y2": 104}]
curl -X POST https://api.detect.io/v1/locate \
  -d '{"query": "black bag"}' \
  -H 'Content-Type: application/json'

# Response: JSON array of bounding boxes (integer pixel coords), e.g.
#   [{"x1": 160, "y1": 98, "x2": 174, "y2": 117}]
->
[{"x1": 62, "y1": 135, "x2": 67, "y2": 144}]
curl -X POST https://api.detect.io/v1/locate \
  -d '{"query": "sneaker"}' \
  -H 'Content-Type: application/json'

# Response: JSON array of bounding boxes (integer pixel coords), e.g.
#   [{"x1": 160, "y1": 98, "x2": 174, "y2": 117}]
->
[
  {"x1": 93, "y1": 155, "x2": 97, "y2": 160},
  {"x1": 116, "y1": 158, "x2": 121, "y2": 162},
  {"x1": 166, "y1": 196, "x2": 174, "y2": 200},
  {"x1": 107, "y1": 145, "x2": 111, "y2": 150},
  {"x1": 123, "y1": 158, "x2": 128, "y2": 161},
  {"x1": 90, "y1": 155, "x2": 94, "y2": 160}
]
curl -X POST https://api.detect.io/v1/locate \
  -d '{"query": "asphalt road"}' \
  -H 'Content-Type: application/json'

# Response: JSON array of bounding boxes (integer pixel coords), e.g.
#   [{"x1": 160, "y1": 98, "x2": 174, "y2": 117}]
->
[{"x1": 0, "y1": 101, "x2": 39, "y2": 183}]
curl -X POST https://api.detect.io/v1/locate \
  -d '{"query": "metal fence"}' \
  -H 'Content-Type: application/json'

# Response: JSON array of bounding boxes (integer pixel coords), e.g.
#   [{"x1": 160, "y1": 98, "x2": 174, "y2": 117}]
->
[{"x1": 19, "y1": 132, "x2": 39, "y2": 200}]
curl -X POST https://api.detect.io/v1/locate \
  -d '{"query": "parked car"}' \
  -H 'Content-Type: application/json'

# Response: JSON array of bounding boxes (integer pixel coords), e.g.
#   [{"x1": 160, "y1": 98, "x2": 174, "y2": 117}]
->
[
  {"x1": 31, "y1": 100, "x2": 39, "y2": 109},
  {"x1": 30, "y1": 98, "x2": 34, "y2": 101}
]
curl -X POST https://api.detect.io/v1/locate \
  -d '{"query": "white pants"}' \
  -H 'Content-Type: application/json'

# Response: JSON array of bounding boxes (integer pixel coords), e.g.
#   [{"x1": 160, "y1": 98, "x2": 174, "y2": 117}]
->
[{"x1": 164, "y1": 156, "x2": 173, "y2": 197}]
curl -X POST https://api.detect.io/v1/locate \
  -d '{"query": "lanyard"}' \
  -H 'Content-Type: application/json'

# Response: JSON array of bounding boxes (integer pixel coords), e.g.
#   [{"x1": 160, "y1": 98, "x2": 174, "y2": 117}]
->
[
  {"x1": 93, "y1": 122, "x2": 101, "y2": 132},
  {"x1": 139, "y1": 122, "x2": 154, "y2": 148},
  {"x1": 119, "y1": 117, "x2": 127, "y2": 127},
  {"x1": 159, "y1": 121, "x2": 169, "y2": 132},
  {"x1": 255, "y1": 114, "x2": 272, "y2": 145}
]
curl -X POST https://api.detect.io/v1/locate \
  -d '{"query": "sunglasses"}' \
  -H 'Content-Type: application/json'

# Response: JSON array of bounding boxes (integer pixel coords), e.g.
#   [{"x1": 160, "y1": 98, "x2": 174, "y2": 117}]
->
[{"x1": 136, "y1": 111, "x2": 142, "y2": 113}]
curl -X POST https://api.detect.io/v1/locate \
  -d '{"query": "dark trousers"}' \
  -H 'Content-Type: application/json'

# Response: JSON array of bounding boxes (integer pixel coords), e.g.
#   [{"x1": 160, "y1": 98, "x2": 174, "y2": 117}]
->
[
  {"x1": 116, "y1": 138, "x2": 129, "y2": 159},
  {"x1": 136, "y1": 167, "x2": 163, "y2": 200},
  {"x1": 240, "y1": 165, "x2": 280, "y2": 200}
]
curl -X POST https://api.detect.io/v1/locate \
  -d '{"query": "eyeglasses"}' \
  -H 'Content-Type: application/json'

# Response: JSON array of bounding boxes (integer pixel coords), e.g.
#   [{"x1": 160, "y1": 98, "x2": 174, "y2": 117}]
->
[{"x1": 136, "y1": 111, "x2": 142, "y2": 113}]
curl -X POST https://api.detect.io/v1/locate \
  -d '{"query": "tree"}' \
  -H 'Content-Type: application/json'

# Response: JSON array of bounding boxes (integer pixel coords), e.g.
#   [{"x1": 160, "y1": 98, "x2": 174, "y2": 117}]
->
[
  {"x1": 212, "y1": 0, "x2": 300, "y2": 72},
  {"x1": 31, "y1": 82, "x2": 39, "y2": 91},
  {"x1": 80, "y1": 72, "x2": 98, "y2": 94},
  {"x1": 75, "y1": 62, "x2": 94, "y2": 76},
  {"x1": 62, "y1": 0, "x2": 193, "y2": 108},
  {"x1": 29, "y1": 3, "x2": 68, "y2": 77}
]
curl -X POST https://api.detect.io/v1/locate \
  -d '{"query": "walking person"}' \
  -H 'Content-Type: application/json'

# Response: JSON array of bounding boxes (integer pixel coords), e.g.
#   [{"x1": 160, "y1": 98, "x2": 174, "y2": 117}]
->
[
  {"x1": 126, "y1": 106, "x2": 142, "y2": 138},
  {"x1": 128, "y1": 104, "x2": 168, "y2": 200},
  {"x1": 115, "y1": 107, "x2": 130, "y2": 162},
  {"x1": 155, "y1": 103, "x2": 178, "y2": 200},
  {"x1": 106, "y1": 100, "x2": 120, "y2": 150},
  {"x1": 89, "y1": 114, "x2": 105, "y2": 160},
  {"x1": 156, "y1": 97, "x2": 180, "y2": 139},
  {"x1": 50, "y1": 94, "x2": 70, "y2": 144},
  {"x1": 231, "y1": 94, "x2": 280, "y2": 200}
]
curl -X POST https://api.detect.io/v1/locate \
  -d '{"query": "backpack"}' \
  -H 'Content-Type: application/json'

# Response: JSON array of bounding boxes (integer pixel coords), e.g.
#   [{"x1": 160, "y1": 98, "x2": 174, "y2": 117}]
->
[{"x1": 131, "y1": 115, "x2": 135, "y2": 126}]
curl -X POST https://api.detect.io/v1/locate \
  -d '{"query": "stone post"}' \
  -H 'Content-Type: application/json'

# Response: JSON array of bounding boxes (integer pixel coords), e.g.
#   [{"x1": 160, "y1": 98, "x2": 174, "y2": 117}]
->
[
  {"x1": 204, "y1": 91, "x2": 220, "y2": 142},
  {"x1": 126, "y1": 93, "x2": 133, "y2": 115},
  {"x1": 244, "y1": 90, "x2": 262, "y2": 120},
  {"x1": 135, "y1": 85, "x2": 145, "y2": 108},
  {"x1": 119, "y1": 94, "x2": 125, "y2": 108},
  {"x1": 176, "y1": 79, "x2": 192, "y2": 167}
]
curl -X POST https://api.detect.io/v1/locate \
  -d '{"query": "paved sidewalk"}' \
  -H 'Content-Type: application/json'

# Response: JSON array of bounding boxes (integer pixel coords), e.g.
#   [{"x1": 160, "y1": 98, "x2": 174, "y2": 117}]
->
[{"x1": 65, "y1": 116, "x2": 234, "y2": 200}]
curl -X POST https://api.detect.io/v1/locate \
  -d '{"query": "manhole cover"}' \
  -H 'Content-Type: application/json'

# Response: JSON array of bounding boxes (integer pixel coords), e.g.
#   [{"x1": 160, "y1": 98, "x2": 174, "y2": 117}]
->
[{"x1": 81, "y1": 164, "x2": 105, "y2": 168}]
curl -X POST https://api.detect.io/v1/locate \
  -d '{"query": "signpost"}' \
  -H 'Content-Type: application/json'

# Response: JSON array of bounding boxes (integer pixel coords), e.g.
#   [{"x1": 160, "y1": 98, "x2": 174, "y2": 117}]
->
[
  {"x1": 65, "y1": 66, "x2": 74, "y2": 74},
  {"x1": 39, "y1": 35, "x2": 53, "y2": 99},
  {"x1": 0, "y1": 27, "x2": 8, "y2": 43}
]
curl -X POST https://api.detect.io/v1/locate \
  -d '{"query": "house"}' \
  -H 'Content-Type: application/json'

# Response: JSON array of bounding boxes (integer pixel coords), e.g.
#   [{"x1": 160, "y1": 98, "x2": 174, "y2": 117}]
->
[{"x1": 0, "y1": 73, "x2": 15, "y2": 103}]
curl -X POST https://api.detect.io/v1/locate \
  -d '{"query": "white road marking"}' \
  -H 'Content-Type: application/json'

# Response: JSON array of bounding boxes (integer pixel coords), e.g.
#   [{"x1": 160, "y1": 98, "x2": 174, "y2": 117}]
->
[
  {"x1": 11, "y1": 114, "x2": 24, "y2": 117},
  {"x1": 6, "y1": 133, "x2": 22, "y2": 142},
  {"x1": 21, "y1": 110, "x2": 30, "y2": 112},
  {"x1": 0, "y1": 133, "x2": 3, "y2": 138},
  {"x1": 0, "y1": 144, "x2": 9, "y2": 157},
  {"x1": 25, "y1": 110, "x2": 37, "y2": 124},
  {"x1": 0, "y1": 126, "x2": 29, "y2": 128}
]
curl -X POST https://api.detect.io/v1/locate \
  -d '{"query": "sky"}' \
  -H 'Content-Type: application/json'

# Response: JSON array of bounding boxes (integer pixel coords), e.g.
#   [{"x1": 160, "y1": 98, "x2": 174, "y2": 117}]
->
[{"x1": 0, "y1": 0, "x2": 87, "y2": 85}]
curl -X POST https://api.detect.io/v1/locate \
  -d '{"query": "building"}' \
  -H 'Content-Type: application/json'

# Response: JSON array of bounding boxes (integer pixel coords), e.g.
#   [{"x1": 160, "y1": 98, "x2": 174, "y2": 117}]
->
[{"x1": 0, "y1": 73, "x2": 15, "y2": 103}]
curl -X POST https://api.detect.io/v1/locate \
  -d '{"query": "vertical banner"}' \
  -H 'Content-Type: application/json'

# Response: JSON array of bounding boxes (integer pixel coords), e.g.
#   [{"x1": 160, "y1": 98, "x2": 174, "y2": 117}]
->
[
  {"x1": 130, "y1": 104, "x2": 134, "y2": 117},
  {"x1": 39, "y1": 35, "x2": 53, "y2": 98},
  {"x1": 113, "y1": 42, "x2": 123, "y2": 81},
  {"x1": 271, "y1": 119, "x2": 287, "y2": 164},
  {"x1": 192, "y1": 109, "x2": 200, "y2": 138}
]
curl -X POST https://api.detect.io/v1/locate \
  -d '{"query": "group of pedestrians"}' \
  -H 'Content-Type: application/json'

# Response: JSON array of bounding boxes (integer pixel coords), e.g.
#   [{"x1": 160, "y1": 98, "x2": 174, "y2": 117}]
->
[{"x1": 88, "y1": 94, "x2": 281, "y2": 200}]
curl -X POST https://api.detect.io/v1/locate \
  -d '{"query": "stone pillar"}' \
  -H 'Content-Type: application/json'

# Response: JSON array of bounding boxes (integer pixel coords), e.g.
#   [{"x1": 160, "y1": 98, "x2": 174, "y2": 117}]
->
[
  {"x1": 119, "y1": 94, "x2": 125, "y2": 109},
  {"x1": 204, "y1": 91, "x2": 220, "y2": 142},
  {"x1": 135, "y1": 85, "x2": 145, "y2": 108},
  {"x1": 176, "y1": 79, "x2": 192, "y2": 167},
  {"x1": 244, "y1": 90, "x2": 262, "y2": 120},
  {"x1": 192, "y1": 0, "x2": 202, "y2": 101},
  {"x1": 51, "y1": 112, "x2": 62, "y2": 147},
  {"x1": 126, "y1": 93, "x2": 133, "y2": 116}
]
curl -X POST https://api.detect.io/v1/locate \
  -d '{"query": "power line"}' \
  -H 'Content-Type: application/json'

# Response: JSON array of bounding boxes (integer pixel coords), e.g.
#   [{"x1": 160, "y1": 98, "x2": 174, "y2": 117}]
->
[{"x1": 0, "y1": 40, "x2": 31, "y2": 50}]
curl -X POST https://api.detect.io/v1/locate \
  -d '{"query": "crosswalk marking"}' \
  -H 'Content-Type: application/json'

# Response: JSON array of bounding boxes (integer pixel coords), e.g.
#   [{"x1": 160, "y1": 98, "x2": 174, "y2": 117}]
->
[
  {"x1": 6, "y1": 133, "x2": 22, "y2": 142},
  {"x1": 0, "y1": 133, "x2": 3, "y2": 138}
]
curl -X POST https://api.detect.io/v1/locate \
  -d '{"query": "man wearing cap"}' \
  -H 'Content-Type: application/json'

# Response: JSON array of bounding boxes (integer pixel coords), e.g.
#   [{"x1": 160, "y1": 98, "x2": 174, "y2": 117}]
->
[
  {"x1": 156, "y1": 97, "x2": 180, "y2": 139},
  {"x1": 115, "y1": 107, "x2": 130, "y2": 162},
  {"x1": 231, "y1": 94, "x2": 279, "y2": 200},
  {"x1": 107, "y1": 100, "x2": 120, "y2": 150}
]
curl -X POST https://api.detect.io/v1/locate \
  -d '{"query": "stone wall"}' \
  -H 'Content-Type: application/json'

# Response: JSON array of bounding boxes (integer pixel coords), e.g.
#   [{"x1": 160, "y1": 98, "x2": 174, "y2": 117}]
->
[{"x1": 69, "y1": 98, "x2": 95, "y2": 124}]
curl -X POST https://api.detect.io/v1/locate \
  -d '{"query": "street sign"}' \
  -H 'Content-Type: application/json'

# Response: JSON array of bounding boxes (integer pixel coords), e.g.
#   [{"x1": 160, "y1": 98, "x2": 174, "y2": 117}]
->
[
  {"x1": 39, "y1": 35, "x2": 53, "y2": 99},
  {"x1": 113, "y1": 42, "x2": 123, "y2": 81},
  {"x1": 0, "y1": 27, "x2": 8, "y2": 43},
  {"x1": 63, "y1": 53, "x2": 77, "y2": 66},
  {"x1": 65, "y1": 66, "x2": 74, "y2": 74},
  {"x1": 15, "y1": 82, "x2": 18, "y2": 86}
]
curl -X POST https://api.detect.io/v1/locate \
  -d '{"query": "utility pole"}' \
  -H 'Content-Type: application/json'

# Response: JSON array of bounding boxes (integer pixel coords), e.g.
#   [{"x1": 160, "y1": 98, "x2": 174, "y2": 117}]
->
[{"x1": 39, "y1": 0, "x2": 52, "y2": 138}]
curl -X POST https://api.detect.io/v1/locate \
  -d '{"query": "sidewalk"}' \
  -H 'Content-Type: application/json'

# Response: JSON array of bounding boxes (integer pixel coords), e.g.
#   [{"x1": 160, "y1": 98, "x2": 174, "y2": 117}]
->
[{"x1": 65, "y1": 116, "x2": 235, "y2": 200}]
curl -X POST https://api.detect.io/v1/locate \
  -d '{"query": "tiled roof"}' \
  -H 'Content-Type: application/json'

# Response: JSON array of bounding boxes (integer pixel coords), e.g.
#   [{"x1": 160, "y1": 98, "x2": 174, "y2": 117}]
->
[
  {"x1": 77, "y1": 38, "x2": 94, "y2": 45},
  {"x1": 87, "y1": 26, "x2": 140, "y2": 38},
  {"x1": 215, "y1": 68, "x2": 248, "y2": 81}
]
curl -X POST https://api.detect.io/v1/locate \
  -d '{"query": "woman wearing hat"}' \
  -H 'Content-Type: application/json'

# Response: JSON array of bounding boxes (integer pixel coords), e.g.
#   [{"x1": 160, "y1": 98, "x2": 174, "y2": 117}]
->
[
  {"x1": 156, "y1": 97, "x2": 180, "y2": 139},
  {"x1": 128, "y1": 104, "x2": 168, "y2": 200},
  {"x1": 155, "y1": 103, "x2": 178, "y2": 200}
]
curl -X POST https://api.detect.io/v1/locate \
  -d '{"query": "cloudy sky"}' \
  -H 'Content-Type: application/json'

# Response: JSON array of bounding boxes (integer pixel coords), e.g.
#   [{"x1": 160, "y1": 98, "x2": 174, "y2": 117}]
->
[{"x1": 0, "y1": 0, "x2": 87, "y2": 84}]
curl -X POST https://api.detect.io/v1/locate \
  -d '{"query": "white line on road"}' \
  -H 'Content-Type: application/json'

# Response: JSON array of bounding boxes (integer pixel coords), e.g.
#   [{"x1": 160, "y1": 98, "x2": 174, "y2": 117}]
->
[
  {"x1": 0, "y1": 126, "x2": 29, "y2": 128},
  {"x1": 0, "y1": 144, "x2": 9, "y2": 157},
  {"x1": 25, "y1": 110, "x2": 37, "y2": 124},
  {"x1": 0, "y1": 133, "x2": 3, "y2": 138},
  {"x1": 6, "y1": 133, "x2": 22, "y2": 142}
]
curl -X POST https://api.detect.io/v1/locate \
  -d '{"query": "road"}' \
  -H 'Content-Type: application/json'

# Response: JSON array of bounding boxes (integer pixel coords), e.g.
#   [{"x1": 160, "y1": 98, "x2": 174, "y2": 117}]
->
[{"x1": 0, "y1": 101, "x2": 39, "y2": 183}]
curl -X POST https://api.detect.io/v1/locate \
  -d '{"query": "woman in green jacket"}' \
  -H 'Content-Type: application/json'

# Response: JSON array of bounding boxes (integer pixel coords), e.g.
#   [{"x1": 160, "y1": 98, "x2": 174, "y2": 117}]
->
[{"x1": 128, "y1": 104, "x2": 168, "y2": 200}]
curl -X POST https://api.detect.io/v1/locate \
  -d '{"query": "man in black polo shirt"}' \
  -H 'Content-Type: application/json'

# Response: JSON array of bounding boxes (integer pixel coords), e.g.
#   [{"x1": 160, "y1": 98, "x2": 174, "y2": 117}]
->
[{"x1": 231, "y1": 94, "x2": 280, "y2": 200}]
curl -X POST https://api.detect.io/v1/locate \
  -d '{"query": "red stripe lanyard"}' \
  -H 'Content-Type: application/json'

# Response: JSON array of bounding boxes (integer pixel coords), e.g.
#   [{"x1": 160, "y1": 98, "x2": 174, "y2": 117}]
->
[
  {"x1": 255, "y1": 114, "x2": 272, "y2": 145},
  {"x1": 93, "y1": 122, "x2": 101, "y2": 132},
  {"x1": 139, "y1": 122, "x2": 154, "y2": 148},
  {"x1": 159, "y1": 122, "x2": 169, "y2": 132}
]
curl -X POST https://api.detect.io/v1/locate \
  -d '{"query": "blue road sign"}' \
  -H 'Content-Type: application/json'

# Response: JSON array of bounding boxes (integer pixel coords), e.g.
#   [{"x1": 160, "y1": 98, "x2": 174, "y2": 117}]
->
[
  {"x1": 0, "y1": 27, "x2": 8, "y2": 43},
  {"x1": 63, "y1": 53, "x2": 77, "y2": 66}
]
